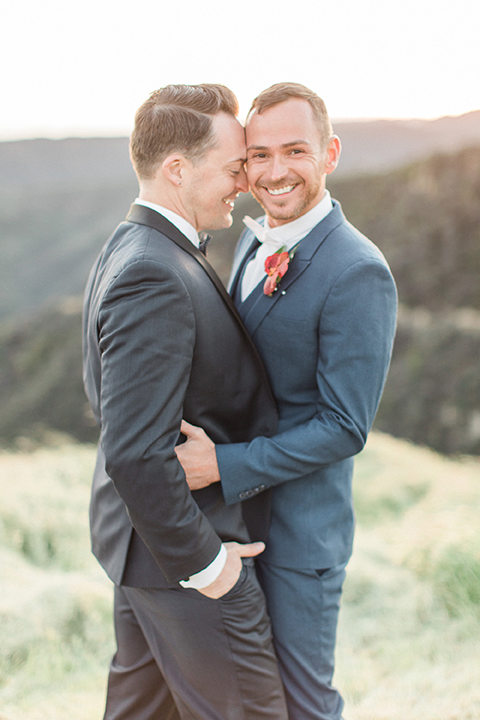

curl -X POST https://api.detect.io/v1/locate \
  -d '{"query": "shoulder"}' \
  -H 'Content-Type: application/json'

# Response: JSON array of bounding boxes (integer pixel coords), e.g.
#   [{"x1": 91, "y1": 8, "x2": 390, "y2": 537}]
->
[
  {"x1": 313, "y1": 201, "x2": 393, "y2": 277},
  {"x1": 90, "y1": 221, "x2": 197, "y2": 308}
]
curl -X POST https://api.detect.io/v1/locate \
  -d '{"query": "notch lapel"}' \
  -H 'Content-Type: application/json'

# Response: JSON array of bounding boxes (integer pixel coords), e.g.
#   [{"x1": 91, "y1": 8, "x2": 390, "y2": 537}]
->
[
  {"x1": 239, "y1": 202, "x2": 346, "y2": 337},
  {"x1": 240, "y1": 255, "x2": 312, "y2": 335}
]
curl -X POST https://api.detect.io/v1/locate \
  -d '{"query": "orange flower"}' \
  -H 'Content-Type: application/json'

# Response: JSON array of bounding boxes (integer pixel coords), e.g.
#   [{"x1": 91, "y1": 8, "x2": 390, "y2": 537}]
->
[{"x1": 264, "y1": 248, "x2": 292, "y2": 296}]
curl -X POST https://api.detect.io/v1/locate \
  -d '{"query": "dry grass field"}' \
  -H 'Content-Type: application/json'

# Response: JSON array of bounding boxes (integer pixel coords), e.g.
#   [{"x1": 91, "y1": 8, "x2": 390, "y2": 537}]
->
[
  {"x1": 0, "y1": 432, "x2": 479, "y2": 719},
  {"x1": 337, "y1": 432, "x2": 480, "y2": 720}
]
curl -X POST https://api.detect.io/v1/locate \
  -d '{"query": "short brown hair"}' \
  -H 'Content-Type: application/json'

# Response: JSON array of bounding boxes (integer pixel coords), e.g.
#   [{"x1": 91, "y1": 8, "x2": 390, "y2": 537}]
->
[
  {"x1": 130, "y1": 84, "x2": 239, "y2": 179},
  {"x1": 247, "y1": 82, "x2": 332, "y2": 146}
]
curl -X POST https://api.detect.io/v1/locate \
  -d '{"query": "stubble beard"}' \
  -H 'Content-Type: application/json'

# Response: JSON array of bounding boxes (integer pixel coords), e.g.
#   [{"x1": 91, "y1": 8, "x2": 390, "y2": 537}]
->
[{"x1": 250, "y1": 178, "x2": 322, "y2": 224}]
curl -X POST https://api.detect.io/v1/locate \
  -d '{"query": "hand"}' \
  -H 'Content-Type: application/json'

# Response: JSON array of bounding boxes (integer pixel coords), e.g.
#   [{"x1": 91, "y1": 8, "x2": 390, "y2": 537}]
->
[
  {"x1": 197, "y1": 541, "x2": 265, "y2": 599},
  {"x1": 175, "y1": 420, "x2": 220, "y2": 490}
]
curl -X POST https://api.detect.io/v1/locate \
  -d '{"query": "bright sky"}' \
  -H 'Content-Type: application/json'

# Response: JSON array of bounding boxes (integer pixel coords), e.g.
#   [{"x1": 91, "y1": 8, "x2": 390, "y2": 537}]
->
[{"x1": 1, "y1": 0, "x2": 479, "y2": 140}]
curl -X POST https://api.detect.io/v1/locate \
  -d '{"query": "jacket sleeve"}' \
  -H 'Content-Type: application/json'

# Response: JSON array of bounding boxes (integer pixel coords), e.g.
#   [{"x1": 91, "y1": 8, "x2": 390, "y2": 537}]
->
[
  {"x1": 216, "y1": 258, "x2": 398, "y2": 505},
  {"x1": 98, "y1": 258, "x2": 222, "y2": 583}
]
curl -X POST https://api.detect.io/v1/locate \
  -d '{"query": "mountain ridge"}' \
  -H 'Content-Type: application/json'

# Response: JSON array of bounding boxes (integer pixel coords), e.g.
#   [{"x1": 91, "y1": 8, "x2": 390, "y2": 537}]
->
[{"x1": 2, "y1": 109, "x2": 479, "y2": 187}]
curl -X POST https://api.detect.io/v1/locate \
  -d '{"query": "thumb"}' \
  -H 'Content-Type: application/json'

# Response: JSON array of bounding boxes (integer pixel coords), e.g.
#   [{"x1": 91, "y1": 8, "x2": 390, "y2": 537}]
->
[
  {"x1": 237, "y1": 541, "x2": 265, "y2": 558},
  {"x1": 180, "y1": 420, "x2": 197, "y2": 437}
]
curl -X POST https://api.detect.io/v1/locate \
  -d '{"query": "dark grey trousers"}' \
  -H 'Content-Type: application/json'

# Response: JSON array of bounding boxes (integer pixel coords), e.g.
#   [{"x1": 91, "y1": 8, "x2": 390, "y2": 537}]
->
[
  {"x1": 256, "y1": 560, "x2": 347, "y2": 720},
  {"x1": 103, "y1": 563, "x2": 288, "y2": 720}
]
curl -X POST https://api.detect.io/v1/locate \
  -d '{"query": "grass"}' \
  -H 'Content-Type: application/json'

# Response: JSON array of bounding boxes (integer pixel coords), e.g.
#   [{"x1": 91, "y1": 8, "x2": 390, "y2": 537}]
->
[
  {"x1": 0, "y1": 432, "x2": 479, "y2": 719},
  {"x1": 0, "y1": 442, "x2": 113, "y2": 720},
  {"x1": 337, "y1": 431, "x2": 480, "y2": 720}
]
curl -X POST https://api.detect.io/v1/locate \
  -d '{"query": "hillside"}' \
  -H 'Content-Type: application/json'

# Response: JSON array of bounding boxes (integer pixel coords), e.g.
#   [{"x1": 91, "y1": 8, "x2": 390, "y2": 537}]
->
[
  {"x1": 2, "y1": 144, "x2": 480, "y2": 320},
  {"x1": 333, "y1": 109, "x2": 480, "y2": 175},
  {"x1": 0, "y1": 137, "x2": 135, "y2": 188},
  {"x1": 1, "y1": 130, "x2": 480, "y2": 455},
  {"x1": 0, "y1": 298, "x2": 96, "y2": 445},
  {"x1": 2, "y1": 125, "x2": 480, "y2": 320},
  {"x1": 0, "y1": 175, "x2": 137, "y2": 319},
  {"x1": 2, "y1": 145, "x2": 480, "y2": 454},
  {"x1": 0, "y1": 432, "x2": 478, "y2": 719},
  {"x1": 2, "y1": 295, "x2": 480, "y2": 456},
  {"x1": 329, "y1": 145, "x2": 480, "y2": 310},
  {"x1": 1, "y1": 109, "x2": 479, "y2": 187}
]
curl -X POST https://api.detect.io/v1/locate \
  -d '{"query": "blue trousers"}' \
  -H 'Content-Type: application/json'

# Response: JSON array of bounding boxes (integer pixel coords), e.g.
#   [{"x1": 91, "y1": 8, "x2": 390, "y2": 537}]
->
[{"x1": 256, "y1": 559, "x2": 347, "y2": 720}]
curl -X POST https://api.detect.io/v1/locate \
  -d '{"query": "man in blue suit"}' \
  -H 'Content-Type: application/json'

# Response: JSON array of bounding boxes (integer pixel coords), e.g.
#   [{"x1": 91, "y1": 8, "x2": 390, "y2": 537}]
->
[{"x1": 176, "y1": 83, "x2": 397, "y2": 720}]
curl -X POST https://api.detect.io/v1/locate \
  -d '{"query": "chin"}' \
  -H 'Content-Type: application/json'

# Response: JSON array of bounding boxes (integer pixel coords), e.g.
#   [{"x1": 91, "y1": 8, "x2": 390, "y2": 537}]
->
[
  {"x1": 254, "y1": 194, "x2": 295, "y2": 220},
  {"x1": 213, "y1": 214, "x2": 233, "y2": 230},
  {"x1": 265, "y1": 204, "x2": 298, "y2": 222}
]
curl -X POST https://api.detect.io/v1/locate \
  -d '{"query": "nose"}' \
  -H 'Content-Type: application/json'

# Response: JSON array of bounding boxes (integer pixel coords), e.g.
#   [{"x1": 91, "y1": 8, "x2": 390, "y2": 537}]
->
[
  {"x1": 269, "y1": 154, "x2": 288, "y2": 182},
  {"x1": 236, "y1": 165, "x2": 249, "y2": 193}
]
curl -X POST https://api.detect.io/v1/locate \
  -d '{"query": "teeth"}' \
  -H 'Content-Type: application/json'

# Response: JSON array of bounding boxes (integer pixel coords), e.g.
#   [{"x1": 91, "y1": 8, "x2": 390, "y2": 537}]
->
[
  {"x1": 223, "y1": 199, "x2": 235, "y2": 206},
  {"x1": 266, "y1": 185, "x2": 296, "y2": 196}
]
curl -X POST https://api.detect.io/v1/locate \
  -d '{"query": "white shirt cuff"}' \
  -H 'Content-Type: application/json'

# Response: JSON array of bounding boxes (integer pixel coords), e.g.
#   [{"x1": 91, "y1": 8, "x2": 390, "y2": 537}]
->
[{"x1": 179, "y1": 544, "x2": 228, "y2": 589}]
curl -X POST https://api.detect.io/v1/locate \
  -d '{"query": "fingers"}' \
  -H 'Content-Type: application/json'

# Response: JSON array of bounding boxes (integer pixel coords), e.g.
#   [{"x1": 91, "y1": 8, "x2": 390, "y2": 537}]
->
[
  {"x1": 197, "y1": 542, "x2": 266, "y2": 598},
  {"x1": 180, "y1": 419, "x2": 199, "y2": 437},
  {"x1": 234, "y1": 541, "x2": 265, "y2": 558}
]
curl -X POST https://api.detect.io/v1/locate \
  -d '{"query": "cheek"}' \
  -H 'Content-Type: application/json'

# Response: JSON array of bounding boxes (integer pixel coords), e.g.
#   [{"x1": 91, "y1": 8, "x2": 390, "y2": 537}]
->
[
  {"x1": 202, "y1": 177, "x2": 225, "y2": 205},
  {"x1": 246, "y1": 166, "x2": 261, "y2": 187},
  {"x1": 222, "y1": 175, "x2": 238, "y2": 197}
]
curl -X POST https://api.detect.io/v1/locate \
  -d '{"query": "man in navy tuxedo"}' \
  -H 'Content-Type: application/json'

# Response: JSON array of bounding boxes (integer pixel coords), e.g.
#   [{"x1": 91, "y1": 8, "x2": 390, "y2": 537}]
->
[{"x1": 176, "y1": 83, "x2": 397, "y2": 720}]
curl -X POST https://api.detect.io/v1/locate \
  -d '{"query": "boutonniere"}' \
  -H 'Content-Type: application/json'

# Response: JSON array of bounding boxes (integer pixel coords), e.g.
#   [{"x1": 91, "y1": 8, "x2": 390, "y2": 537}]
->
[{"x1": 264, "y1": 246, "x2": 296, "y2": 296}]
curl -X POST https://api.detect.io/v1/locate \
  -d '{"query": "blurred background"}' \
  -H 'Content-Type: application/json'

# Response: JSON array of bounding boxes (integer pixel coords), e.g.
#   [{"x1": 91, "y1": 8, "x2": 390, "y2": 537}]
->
[{"x1": 0, "y1": 1, "x2": 479, "y2": 718}]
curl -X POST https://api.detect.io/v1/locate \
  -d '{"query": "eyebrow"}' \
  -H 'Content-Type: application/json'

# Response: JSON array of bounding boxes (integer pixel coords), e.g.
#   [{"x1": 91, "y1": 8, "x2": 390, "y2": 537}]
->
[{"x1": 247, "y1": 140, "x2": 310, "y2": 151}]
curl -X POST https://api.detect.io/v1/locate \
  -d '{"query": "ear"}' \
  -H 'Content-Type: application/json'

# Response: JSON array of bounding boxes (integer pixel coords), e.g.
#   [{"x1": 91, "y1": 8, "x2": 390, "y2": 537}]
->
[
  {"x1": 161, "y1": 153, "x2": 188, "y2": 187},
  {"x1": 324, "y1": 135, "x2": 341, "y2": 175}
]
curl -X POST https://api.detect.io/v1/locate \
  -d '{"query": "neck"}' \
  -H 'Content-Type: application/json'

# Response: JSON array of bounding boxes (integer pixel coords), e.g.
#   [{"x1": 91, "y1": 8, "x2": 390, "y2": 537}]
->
[{"x1": 138, "y1": 184, "x2": 195, "y2": 229}]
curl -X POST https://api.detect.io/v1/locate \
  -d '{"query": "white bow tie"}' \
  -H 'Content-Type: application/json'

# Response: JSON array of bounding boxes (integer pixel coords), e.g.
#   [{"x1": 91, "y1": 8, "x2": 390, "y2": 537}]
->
[{"x1": 243, "y1": 215, "x2": 285, "y2": 251}]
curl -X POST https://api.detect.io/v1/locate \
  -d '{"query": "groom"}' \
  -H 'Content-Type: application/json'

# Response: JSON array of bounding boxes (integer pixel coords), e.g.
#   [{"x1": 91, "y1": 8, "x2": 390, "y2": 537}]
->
[
  {"x1": 176, "y1": 82, "x2": 398, "y2": 720},
  {"x1": 83, "y1": 84, "x2": 288, "y2": 720}
]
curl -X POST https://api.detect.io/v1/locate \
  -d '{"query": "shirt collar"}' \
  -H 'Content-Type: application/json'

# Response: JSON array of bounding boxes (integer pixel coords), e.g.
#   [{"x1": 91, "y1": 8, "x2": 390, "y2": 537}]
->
[
  {"x1": 134, "y1": 199, "x2": 200, "y2": 248},
  {"x1": 262, "y1": 189, "x2": 333, "y2": 250}
]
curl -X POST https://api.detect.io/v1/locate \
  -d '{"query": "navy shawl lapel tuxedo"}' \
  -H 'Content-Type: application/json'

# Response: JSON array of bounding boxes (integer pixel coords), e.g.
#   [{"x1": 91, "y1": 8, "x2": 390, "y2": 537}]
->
[
  {"x1": 83, "y1": 204, "x2": 278, "y2": 588},
  {"x1": 216, "y1": 200, "x2": 398, "y2": 569}
]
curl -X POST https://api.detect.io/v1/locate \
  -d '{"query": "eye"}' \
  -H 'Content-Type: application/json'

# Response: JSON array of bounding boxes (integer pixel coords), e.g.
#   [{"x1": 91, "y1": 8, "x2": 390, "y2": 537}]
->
[
  {"x1": 290, "y1": 148, "x2": 304, "y2": 155},
  {"x1": 248, "y1": 152, "x2": 266, "y2": 160}
]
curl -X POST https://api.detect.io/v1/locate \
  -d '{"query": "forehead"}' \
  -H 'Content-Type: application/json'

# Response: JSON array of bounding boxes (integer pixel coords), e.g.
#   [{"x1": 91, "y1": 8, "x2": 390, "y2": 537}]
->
[
  {"x1": 209, "y1": 112, "x2": 246, "y2": 162},
  {"x1": 246, "y1": 98, "x2": 320, "y2": 148}
]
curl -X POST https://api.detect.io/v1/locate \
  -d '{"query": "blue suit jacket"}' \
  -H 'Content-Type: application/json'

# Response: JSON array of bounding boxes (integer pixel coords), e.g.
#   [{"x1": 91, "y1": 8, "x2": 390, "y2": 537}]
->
[{"x1": 216, "y1": 200, "x2": 397, "y2": 569}]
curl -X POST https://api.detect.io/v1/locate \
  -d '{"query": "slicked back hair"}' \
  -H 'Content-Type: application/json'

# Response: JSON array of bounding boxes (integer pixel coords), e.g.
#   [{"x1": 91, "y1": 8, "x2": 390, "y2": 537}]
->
[
  {"x1": 247, "y1": 82, "x2": 333, "y2": 148},
  {"x1": 130, "y1": 84, "x2": 239, "y2": 179}
]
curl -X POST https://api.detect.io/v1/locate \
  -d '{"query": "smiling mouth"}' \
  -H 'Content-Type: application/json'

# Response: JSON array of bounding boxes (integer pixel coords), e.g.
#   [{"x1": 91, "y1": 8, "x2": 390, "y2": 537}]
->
[
  {"x1": 265, "y1": 184, "x2": 297, "y2": 196},
  {"x1": 223, "y1": 198, "x2": 235, "y2": 207}
]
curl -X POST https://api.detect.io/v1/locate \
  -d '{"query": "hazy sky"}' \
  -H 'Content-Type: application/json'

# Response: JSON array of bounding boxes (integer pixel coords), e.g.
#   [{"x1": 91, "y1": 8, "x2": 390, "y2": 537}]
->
[{"x1": 1, "y1": 0, "x2": 479, "y2": 140}]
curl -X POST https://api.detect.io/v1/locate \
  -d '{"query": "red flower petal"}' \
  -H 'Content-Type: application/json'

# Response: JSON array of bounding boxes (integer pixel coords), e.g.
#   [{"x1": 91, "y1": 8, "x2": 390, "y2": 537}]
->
[
  {"x1": 265, "y1": 251, "x2": 290, "y2": 276},
  {"x1": 276, "y1": 255, "x2": 290, "y2": 278},
  {"x1": 264, "y1": 274, "x2": 278, "y2": 295}
]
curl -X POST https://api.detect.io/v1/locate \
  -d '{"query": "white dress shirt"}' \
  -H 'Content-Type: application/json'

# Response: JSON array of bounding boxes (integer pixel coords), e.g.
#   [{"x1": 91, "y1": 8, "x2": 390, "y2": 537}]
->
[
  {"x1": 134, "y1": 199, "x2": 201, "y2": 248},
  {"x1": 133, "y1": 199, "x2": 228, "y2": 589},
  {"x1": 241, "y1": 190, "x2": 333, "y2": 301}
]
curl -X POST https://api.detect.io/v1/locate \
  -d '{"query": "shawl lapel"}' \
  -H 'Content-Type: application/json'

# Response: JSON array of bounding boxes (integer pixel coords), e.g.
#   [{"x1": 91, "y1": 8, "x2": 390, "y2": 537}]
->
[
  {"x1": 125, "y1": 204, "x2": 272, "y2": 385},
  {"x1": 126, "y1": 204, "x2": 233, "y2": 312}
]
